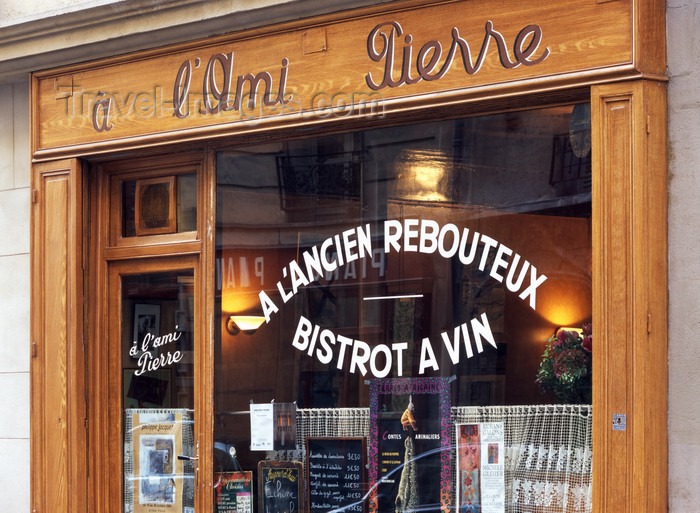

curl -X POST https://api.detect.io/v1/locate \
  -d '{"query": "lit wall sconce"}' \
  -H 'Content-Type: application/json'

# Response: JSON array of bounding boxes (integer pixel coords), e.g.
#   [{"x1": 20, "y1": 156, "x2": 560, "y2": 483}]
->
[{"x1": 227, "y1": 315, "x2": 266, "y2": 335}]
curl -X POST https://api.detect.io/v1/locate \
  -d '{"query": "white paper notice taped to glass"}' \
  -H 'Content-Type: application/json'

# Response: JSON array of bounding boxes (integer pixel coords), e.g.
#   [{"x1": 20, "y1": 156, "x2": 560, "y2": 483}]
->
[
  {"x1": 250, "y1": 403, "x2": 274, "y2": 450},
  {"x1": 479, "y1": 422, "x2": 505, "y2": 513}
]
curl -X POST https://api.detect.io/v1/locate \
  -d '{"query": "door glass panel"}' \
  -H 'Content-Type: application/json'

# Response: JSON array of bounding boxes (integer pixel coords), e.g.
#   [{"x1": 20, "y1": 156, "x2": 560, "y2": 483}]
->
[
  {"x1": 214, "y1": 105, "x2": 592, "y2": 513},
  {"x1": 121, "y1": 270, "x2": 196, "y2": 513}
]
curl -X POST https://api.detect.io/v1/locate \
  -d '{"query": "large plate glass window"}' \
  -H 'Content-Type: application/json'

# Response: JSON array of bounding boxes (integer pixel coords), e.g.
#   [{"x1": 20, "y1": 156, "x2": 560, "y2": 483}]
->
[{"x1": 214, "y1": 104, "x2": 592, "y2": 513}]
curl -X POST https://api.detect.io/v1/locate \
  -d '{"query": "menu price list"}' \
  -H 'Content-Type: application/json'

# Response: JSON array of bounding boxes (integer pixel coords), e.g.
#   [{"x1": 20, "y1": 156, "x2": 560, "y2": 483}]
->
[{"x1": 307, "y1": 437, "x2": 366, "y2": 513}]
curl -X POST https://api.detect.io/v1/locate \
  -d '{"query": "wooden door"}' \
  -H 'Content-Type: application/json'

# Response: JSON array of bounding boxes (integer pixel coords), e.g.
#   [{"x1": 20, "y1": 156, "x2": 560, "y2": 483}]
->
[{"x1": 106, "y1": 256, "x2": 201, "y2": 513}]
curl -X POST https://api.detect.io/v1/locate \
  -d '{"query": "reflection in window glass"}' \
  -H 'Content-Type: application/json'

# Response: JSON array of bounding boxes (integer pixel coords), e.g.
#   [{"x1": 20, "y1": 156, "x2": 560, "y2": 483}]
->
[{"x1": 214, "y1": 105, "x2": 593, "y2": 513}]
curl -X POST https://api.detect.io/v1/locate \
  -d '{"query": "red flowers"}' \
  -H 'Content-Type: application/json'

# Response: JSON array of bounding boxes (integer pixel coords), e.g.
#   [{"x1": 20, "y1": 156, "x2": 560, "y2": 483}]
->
[
  {"x1": 581, "y1": 323, "x2": 592, "y2": 352},
  {"x1": 536, "y1": 324, "x2": 593, "y2": 403},
  {"x1": 553, "y1": 348, "x2": 590, "y2": 378}
]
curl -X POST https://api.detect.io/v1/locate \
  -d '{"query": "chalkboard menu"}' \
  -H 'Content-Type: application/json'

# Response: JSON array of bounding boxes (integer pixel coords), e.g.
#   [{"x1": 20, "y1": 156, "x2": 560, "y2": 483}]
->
[
  {"x1": 215, "y1": 471, "x2": 254, "y2": 513},
  {"x1": 258, "y1": 461, "x2": 304, "y2": 513},
  {"x1": 306, "y1": 437, "x2": 366, "y2": 513}
]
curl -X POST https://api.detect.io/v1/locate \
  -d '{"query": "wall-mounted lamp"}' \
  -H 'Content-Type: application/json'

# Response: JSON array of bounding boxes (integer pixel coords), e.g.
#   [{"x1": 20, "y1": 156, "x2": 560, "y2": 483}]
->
[{"x1": 227, "y1": 315, "x2": 266, "y2": 335}]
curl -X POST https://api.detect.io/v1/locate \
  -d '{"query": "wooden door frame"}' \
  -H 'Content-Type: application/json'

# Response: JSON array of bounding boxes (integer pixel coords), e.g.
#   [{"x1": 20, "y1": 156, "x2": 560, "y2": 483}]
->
[{"x1": 83, "y1": 150, "x2": 215, "y2": 513}]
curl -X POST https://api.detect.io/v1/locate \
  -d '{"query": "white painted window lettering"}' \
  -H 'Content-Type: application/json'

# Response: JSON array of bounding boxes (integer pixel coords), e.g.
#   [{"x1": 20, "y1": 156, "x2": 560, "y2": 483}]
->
[
  {"x1": 130, "y1": 327, "x2": 185, "y2": 375},
  {"x1": 261, "y1": 219, "x2": 547, "y2": 378}
]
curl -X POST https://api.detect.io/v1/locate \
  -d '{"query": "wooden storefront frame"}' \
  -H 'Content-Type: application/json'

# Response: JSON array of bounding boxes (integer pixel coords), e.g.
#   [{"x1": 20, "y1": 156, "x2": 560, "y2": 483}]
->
[
  {"x1": 592, "y1": 79, "x2": 668, "y2": 513},
  {"x1": 29, "y1": 1, "x2": 668, "y2": 512},
  {"x1": 31, "y1": 158, "x2": 88, "y2": 513}
]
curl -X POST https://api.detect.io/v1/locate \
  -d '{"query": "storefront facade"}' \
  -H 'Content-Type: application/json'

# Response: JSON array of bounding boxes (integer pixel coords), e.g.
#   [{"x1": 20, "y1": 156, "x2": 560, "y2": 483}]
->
[{"x1": 0, "y1": 0, "x2": 679, "y2": 511}]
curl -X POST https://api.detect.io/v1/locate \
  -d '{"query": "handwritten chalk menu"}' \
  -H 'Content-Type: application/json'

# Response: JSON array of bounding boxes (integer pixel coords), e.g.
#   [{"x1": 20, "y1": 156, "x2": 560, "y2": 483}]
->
[
  {"x1": 306, "y1": 437, "x2": 366, "y2": 513},
  {"x1": 215, "y1": 471, "x2": 253, "y2": 513},
  {"x1": 258, "y1": 461, "x2": 304, "y2": 513}
]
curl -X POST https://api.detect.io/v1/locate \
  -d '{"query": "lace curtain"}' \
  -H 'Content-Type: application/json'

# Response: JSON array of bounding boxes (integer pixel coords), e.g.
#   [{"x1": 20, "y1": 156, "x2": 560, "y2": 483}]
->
[
  {"x1": 273, "y1": 404, "x2": 592, "y2": 513},
  {"x1": 453, "y1": 405, "x2": 592, "y2": 513}
]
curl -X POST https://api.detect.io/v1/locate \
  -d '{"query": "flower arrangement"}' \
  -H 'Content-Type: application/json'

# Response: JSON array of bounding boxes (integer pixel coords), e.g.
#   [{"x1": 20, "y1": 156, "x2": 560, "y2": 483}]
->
[{"x1": 536, "y1": 323, "x2": 592, "y2": 404}]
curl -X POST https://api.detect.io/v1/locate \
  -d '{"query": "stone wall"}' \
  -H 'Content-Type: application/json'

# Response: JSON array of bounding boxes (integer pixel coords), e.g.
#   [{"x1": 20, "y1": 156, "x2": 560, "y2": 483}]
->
[
  {"x1": 667, "y1": 1, "x2": 700, "y2": 511},
  {"x1": 0, "y1": 79, "x2": 31, "y2": 513}
]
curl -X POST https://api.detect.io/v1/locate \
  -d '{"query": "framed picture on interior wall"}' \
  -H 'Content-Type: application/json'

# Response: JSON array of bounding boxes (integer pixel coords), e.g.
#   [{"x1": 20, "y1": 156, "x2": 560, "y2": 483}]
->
[
  {"x1": 133, "y1": 303, "x2": 160, "y2": 348},
  {"x1": 134, "y1": 175, "x2": 176, "y2": 235},
  {"x1": 123, "y1": 368, "x2": 172, "y2": 408}
]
